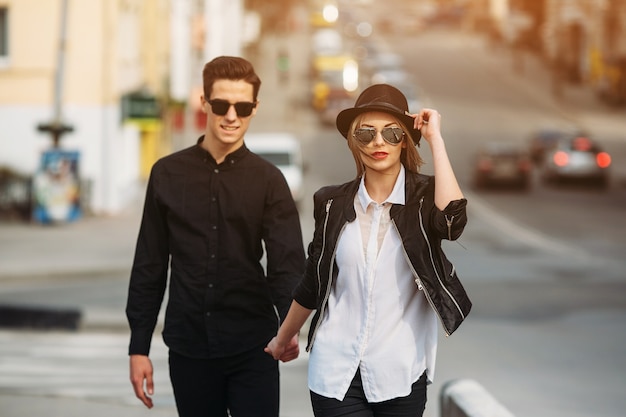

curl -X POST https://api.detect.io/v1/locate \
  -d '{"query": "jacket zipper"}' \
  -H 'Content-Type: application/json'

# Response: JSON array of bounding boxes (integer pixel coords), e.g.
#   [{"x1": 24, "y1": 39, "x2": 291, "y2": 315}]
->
[
  {"x1": 308, "y1": 199, "x2": 345, "y2": 352},
  {"x1": 316, "y1": 199, "x2": 333, "y2": 298},
  {"x1": 445, "y1": 215, "x2": 454, "y2": 241}
]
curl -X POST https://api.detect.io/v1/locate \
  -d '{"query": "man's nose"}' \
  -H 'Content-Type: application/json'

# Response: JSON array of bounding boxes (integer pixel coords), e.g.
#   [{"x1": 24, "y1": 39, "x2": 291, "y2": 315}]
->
[{"x1": 225, "y1": 104, "x2": 238, "y2": 119}]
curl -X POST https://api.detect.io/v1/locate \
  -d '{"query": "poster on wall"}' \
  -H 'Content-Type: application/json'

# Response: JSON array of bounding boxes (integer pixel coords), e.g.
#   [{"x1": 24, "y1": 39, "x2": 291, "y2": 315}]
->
[{"x1": 32, "y1": 150, "x2": 81, "y2": 224}]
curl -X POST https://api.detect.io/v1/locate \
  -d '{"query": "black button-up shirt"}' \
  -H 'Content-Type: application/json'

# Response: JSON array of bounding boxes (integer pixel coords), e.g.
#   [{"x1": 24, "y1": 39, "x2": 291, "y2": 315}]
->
[{"x1": 126, "y1": 137, "x2": 305, "y2": 359}]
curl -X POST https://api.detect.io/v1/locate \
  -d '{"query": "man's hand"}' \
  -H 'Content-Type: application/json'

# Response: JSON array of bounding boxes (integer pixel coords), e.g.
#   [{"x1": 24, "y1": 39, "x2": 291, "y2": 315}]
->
[
  {"x1": 129, "y1": 354, "x2": 154, "y2": 409},
  {"x1": 265, "y1": 333, "x2": 300, "y2": 363},
  {"x1": 264, "y1": 337, "x2": 284, "y2": 360}
]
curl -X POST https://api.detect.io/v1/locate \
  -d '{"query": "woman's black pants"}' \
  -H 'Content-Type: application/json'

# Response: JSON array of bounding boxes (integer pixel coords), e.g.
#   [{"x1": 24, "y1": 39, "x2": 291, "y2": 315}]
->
[{"x1": 310, "y1": 369, "x2": 427, "y2": 417}]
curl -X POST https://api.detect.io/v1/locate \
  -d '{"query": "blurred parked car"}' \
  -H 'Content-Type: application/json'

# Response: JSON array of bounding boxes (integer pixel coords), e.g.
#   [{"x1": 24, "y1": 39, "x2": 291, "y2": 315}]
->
[
  {"x1": 541, "y1": 135, "x2": 611, "y2": 188},
  {"x1": 310, "y1": 54, "x2": 359, "y2": 112},
  {"x1": 319, "y1": 89, "x2": 355, "y2": 126},
  {"x1": 472, "y1": 142, "x2": 532, "y2": 190},
  {"x1": 245, "y1": 133, "x2": 305, "y2": 204},
  {"x1": 528, "y1": 127, "x2": 586, "y2": 164},
  {"x1": 311, "y1": 28, "x2": 343, "y2": 57},
  {"x1": 364, "y1": 52, "x2": 405, "y2": 84}
]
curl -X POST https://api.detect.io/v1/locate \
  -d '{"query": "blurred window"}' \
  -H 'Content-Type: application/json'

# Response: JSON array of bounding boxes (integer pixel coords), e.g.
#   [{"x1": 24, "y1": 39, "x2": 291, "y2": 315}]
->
[{"x1": 0, "y1": 7, "x2": 7, "y2": 64}]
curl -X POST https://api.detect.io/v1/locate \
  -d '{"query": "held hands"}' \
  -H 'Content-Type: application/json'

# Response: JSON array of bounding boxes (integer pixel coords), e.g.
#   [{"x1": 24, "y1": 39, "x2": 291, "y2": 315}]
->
[
  {"x1": 129, "y1": 354, "x2": 154, "y2": 409},
  {"x1": 264, "y1": 333, "x2": 300, "y2": 363}
]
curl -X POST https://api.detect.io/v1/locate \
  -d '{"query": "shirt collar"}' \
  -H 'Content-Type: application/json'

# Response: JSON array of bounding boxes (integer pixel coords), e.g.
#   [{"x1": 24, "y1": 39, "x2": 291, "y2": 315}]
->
[
  {"x1": 194, "y1": 135, "x2": 249, "y2": 165},
  {"x1": 357, "y1": 165, "x2": 406, "y2": 211}
]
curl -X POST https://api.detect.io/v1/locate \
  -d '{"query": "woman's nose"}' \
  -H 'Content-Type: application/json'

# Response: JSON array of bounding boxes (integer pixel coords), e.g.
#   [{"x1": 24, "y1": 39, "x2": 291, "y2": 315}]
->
[{"x1": 372, "y1": 130, "x2": 385, "y2": 145}]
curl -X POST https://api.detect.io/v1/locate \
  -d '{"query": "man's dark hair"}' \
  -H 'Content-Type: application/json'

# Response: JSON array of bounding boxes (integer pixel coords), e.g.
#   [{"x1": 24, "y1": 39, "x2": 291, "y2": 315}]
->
[{"x1": 202, "y1": 56, "x2": 262, "y2": 101}]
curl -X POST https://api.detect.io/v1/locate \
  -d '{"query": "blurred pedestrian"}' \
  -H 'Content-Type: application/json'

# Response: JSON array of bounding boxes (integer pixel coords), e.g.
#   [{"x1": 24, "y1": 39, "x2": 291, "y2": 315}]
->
[
  {"x1": 126, "y1": 56, "x2": 305, "y2": 417},
  {"x1": 265, "y1": 84, "x2": 472, "y2": 417}
]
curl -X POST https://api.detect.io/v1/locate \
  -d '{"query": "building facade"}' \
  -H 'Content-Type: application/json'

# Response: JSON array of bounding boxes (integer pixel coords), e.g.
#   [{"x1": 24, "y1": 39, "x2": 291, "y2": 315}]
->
[
  {"x1": 0, "y1": 0, "x2": 171, "y2": 216},
  {"x1": 526, "y1": 0, "x2": 625, "y2": 103},
  {"x1": 480, "y1": 0, "x2": 626, "y2": 104},
  {"x1": 0, "y1": 0, "x2": 252, "y2": 217}
]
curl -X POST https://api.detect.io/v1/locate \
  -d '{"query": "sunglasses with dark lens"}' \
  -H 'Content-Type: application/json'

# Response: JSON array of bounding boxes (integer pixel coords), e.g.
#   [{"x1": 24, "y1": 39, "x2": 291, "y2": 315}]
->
[
  {"x1": 207, "y1": 99, "x2": 257, "y2": 117},
  {"x1": 353, "y1": 127, "x2": 405, "y2": 145}
]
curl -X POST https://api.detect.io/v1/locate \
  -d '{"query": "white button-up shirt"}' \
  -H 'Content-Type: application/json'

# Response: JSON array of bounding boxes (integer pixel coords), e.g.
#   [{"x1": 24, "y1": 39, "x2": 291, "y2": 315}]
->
[{"x1": 308, "y1": 166, "x2": 438, "y2": 402}]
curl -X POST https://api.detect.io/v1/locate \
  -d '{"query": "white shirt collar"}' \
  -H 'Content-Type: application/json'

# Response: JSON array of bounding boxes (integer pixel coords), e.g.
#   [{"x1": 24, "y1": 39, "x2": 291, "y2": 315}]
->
[{"x1": 357, "y1": 165, "x2": 406, "y2": 211}]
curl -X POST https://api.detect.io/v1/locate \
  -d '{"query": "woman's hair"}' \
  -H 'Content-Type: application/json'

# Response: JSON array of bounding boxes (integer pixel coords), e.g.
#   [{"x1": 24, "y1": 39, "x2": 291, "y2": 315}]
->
[
  {"x1": 202, "y1": 56, "x2": 262, "y2": 101},
  {"x1": 346, "y1": 113, "x2": 424, "y2": 177}
]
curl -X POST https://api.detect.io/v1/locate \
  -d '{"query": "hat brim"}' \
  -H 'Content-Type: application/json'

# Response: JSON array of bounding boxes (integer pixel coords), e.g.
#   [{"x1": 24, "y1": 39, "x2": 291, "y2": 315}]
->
[{"x1": 336, "y1": 105, "x2": 421, "y2": 146}]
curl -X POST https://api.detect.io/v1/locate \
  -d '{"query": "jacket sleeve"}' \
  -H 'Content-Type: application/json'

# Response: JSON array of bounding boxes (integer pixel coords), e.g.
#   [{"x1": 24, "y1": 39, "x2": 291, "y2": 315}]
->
[
  {"x1": 432, "y1": 198, "x2": 468, "y2": 241},
  {"x1": 125, "y1": 166, "x2": 170, "y2": 356},
  {"x1": 292, "y1": 188, "x2": 329, "y2": 309}
]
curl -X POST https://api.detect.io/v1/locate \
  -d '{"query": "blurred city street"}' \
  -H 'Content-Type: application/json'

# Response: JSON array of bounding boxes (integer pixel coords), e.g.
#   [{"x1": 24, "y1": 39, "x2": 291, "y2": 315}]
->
[{"x1": 2, "y1": 3, "x2": 626, "y2": 417}]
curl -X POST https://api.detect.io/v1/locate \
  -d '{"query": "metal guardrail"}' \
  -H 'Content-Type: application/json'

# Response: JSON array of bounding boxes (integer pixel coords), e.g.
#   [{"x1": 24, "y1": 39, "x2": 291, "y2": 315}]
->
[{"x1": 440, "y1": 379, "x2": 515, "y2": 417}]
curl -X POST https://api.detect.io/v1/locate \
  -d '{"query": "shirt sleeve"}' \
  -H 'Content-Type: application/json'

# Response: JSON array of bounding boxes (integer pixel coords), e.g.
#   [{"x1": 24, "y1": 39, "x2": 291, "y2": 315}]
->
[
  {"x1": 125, "y1": 166, "x2": 170, "y2": 355},
  {"x1": 261, "y1": 170, "x2": 306, "y2": 322}
]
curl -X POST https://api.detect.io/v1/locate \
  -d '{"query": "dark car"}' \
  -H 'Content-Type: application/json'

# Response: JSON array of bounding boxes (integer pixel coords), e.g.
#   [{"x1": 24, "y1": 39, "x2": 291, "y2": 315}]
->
[
  {"x1": 541, "y1": 135, "x2": 611, "y2": 188},
  {"x1": 472, "y1": 142, "x2": 532, "y2": 190}
]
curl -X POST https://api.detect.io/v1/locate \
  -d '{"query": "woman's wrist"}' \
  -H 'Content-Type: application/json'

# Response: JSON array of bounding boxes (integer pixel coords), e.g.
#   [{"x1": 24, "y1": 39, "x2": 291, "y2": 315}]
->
[{"x1": 276, "y1": 329, "x2": 295, "y2": 346}]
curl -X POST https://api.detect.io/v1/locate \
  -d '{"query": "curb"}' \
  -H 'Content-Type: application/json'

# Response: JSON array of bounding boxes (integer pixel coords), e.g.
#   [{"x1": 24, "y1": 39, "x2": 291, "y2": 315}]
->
[
  {"x1": 0, "y1": 267, "x2": 131, "y2": 283},
  {"x1": 0, "y1": 305, "x2": 81, "y2": 331}
]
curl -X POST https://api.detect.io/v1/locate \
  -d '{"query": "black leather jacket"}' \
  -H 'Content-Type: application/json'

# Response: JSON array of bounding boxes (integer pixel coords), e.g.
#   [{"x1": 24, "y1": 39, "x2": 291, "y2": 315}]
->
[{"x1": 292, "y1": 170, "x2": 472, "y2": 351}]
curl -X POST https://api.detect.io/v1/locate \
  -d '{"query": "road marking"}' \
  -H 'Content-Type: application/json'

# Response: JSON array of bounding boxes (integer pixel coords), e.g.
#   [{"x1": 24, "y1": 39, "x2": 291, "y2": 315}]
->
[{"x1": 467, "y1": 191, "x2": 591, "y2": 260}]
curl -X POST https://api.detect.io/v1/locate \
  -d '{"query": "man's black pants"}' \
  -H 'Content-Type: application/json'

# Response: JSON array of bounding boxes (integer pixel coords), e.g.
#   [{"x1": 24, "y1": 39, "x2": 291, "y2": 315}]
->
[{"x1": 169, "y1": 345, "x2": 279, "y2": 417}]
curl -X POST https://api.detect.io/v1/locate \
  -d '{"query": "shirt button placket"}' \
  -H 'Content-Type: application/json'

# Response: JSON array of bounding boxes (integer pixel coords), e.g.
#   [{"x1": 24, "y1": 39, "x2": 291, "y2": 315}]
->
[{"x1": 207, "y1": 166, "x2": 219, "y2": 274}]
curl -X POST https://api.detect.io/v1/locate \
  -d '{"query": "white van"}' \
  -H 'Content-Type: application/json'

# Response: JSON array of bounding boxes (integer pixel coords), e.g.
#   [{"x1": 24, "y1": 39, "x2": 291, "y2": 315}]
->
[{"x1": 245, "y1": 132, "x2": 305, "y2": 204}]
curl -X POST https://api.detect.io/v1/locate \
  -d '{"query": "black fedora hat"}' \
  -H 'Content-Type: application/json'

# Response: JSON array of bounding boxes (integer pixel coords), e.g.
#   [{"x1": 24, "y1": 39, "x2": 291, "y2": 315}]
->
[{"x1": 336, "y1": 84, "x2": 421, "y2": 146}]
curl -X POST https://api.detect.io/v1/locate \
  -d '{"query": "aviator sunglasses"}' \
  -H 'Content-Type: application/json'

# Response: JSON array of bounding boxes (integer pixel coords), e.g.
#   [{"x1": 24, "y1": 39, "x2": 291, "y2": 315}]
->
[
  {"x1": 206, "y1": 99, "x2": 257, "y2": 117},
  {"x1": 353, "y1": 127, "x2": 405, "y2": 145}
]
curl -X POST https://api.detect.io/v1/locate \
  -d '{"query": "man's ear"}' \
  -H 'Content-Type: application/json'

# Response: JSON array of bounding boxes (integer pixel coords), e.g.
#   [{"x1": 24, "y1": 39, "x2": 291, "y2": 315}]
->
[{"x1": 200, "y1": 95, "x2": 208, "y2": 114}]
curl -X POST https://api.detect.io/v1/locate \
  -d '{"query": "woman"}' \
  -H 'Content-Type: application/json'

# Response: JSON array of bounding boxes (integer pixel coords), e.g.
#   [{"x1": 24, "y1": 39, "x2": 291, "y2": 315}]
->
[{"x1": 265, "y1": 84, "x2": 472, "y2": 417}]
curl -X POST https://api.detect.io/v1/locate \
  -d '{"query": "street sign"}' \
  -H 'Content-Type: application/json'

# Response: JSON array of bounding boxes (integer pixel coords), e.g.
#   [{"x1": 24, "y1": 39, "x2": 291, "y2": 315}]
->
[{"x1": 121, "y1": 91, "x2": 161, "y2": 120}]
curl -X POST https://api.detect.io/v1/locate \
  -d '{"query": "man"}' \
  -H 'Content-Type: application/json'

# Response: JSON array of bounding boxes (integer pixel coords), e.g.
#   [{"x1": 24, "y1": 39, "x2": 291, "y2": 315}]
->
[{"x1": 126, "y1": 56, "x2": 305, "y2": 417}]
